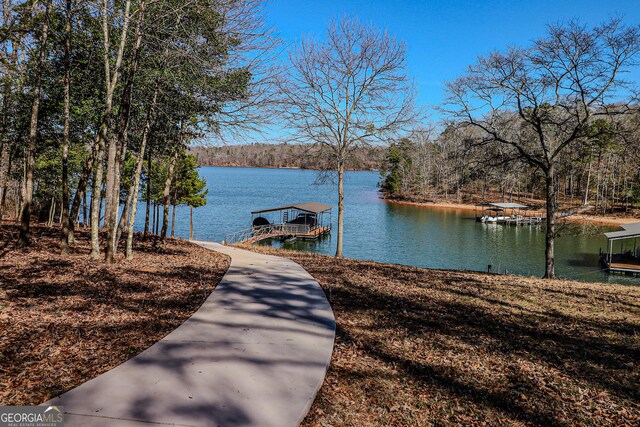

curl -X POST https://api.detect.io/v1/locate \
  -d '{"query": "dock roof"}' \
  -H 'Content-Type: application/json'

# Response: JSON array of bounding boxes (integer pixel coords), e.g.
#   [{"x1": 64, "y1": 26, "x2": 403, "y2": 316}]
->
[
  {"x1": 604, "y1": 222, "x2": 640, "y2": 240},
  {"x1": 486, "y1": 202, "x2": 529, "y2": 209},
  {"x1": 252, "y1": 202, "x2": 333, "y2": 215}
]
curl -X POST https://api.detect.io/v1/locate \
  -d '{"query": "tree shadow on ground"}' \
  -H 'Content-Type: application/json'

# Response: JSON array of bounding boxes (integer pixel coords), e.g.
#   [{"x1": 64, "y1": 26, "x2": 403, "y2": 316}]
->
[
  {"x1": 289, "y1": 253, "x2": 639, "y2": 426},
  {"x1": 41, "y1": 248, "x2": 334, "y2": 427},
  {"x1": 1, "y1": 224, "x2": 230, "y2": 407}
]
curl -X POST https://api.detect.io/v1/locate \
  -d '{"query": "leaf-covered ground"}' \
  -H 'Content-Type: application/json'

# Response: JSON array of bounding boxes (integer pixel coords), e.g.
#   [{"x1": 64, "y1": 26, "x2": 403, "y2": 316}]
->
[
  {"x1": 0, "y1": 224, "x2": 229, "y2": 406},
  {"x1": 247, "y1": 245, "x2": 640, "y2": 426}
]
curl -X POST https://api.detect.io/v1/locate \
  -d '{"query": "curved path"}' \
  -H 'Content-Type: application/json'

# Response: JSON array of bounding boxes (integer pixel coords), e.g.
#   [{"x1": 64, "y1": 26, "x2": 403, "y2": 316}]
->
[{"x1": 47, "y1": 242, "x2": 336, "y2": 427}]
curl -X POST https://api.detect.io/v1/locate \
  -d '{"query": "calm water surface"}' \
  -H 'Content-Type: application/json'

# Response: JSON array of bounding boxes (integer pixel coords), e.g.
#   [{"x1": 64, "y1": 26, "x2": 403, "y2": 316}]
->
[{"x1": 133, "y1": 166, "x2": 638, "y2": 285}]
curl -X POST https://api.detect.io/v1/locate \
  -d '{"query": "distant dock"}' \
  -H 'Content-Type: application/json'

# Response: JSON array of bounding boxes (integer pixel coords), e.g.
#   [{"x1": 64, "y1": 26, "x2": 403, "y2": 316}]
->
[{"x1": 475, "y1": 202, "x2": 575, "y2": 226}]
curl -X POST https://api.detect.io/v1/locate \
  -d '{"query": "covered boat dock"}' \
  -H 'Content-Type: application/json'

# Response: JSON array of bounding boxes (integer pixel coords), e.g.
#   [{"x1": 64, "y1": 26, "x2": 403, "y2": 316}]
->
[
  {"x1": 602, "y1": 222, "x2": 640, "y2": 275},
  {"x1": 475, "y1": 202, "x2": 543, "y2": 225},
  {"x1": 224, "y1": 202, "x2": 333, "y2": 244}
]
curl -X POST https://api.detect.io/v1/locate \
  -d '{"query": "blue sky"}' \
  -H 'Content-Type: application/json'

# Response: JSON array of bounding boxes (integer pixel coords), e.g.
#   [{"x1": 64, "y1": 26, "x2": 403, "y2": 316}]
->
[{"x1": 265, "y1": 0, "x2": 640, "y2": 110}]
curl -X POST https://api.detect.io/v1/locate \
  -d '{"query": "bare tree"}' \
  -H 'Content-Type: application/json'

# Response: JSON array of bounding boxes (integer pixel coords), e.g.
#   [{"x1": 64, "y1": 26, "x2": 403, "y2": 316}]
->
[
  {"x1": 443, "y1": 19, "x2": 640, "y2": 278},
  {"x1": 279, "y1": 16, "x2": 420, "y2": 257}
]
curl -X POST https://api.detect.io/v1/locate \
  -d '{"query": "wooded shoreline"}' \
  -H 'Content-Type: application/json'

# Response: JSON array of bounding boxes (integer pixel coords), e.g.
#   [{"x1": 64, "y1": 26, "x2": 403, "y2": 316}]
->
[
  {"x1": 381, "y1": 195, "x2": 640, "y2": 227},
  {"x1": 192, "y1": 162, "x2": 381, "y2": 172},
  {"x1": 188, "y1": 144, "x2": 385, "y2": 171}
]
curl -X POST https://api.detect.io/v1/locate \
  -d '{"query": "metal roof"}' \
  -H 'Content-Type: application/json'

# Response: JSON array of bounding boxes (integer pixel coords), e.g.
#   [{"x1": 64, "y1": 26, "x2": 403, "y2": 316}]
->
[
  {"x1": 252, "y1": 202, "x2": 333, "y2": 215},
  {"x1": 486, "y1": 203, "x2": 529, "y2": 209},
  {"x1": 604, "y1": 222, "x2": 640, "y2": 240}
]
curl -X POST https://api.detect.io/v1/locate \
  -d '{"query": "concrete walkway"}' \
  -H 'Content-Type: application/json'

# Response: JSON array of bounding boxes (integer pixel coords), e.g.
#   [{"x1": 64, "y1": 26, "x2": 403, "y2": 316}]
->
[{"x1": 47, "y1": 242, "x2": 336, "y2": 427}]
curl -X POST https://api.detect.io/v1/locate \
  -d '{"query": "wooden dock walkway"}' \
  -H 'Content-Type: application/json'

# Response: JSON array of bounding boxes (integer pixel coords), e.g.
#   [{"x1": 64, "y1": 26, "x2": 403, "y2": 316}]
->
[
  {"x1": 609, "y1": 262, "x2": 640, "y2": 272},
  {"x1": 225, "y1": 224, "x2": 331, "y2": 245}
]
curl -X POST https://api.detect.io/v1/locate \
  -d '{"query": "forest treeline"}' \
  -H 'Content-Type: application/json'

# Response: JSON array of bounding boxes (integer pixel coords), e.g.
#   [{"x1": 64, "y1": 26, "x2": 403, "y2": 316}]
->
[
  {"x1": 189, "y1": 143, "x2": 385, "y2": 170},
  {"x1": 0, "y1": 0, "x2": 272, "y2": 261},
  {"x1": 381, "y1": 115, "x2": 640, "y2": 215}
]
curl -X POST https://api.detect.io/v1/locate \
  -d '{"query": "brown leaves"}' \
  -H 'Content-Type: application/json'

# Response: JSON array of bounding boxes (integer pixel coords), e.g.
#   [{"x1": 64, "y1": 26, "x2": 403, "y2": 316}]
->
[
  {"x1": 247, "y1": 245, "x2": 640, "y2": 427},
  {"x1": 0, "y1": 224, "x2": 229, "y2": 406}
]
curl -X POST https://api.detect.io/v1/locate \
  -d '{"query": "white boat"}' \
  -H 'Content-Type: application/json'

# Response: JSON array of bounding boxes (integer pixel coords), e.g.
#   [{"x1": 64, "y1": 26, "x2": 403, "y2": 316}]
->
[
  {"x1": 476, "y1": 202, "x2": 531, "y2": 224},
  {"x1": 480, "y1": 213, "x2": 511, "y2": 223}
]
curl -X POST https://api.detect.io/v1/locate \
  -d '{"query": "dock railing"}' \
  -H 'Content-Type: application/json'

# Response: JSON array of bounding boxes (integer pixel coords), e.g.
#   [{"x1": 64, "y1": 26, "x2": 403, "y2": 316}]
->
[{"x1": 224, "y1": 223, "x2": 315, "y2": 245}]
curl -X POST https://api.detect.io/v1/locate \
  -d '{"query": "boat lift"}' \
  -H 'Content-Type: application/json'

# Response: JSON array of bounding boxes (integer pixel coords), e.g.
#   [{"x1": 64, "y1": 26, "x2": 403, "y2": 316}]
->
[
  {"x1": 224, "y1": 202, "x2": 333, "y2": 245},
  {"x1": 475, "y1": 202, "x2": 543, "y2": 225}
]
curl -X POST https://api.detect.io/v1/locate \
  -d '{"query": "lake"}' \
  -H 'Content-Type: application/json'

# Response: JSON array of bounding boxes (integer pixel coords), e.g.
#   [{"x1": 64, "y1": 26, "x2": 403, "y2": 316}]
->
[{"x1": 133, "y1": 166, "x2": 638, "y2": 285}]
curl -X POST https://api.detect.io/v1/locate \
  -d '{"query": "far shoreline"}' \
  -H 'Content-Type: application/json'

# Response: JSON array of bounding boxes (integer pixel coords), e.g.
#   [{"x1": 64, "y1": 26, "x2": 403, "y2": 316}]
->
[
  {"x1": 198, "y1": 164, "x2": 381, "y2": 172},
  {"x1": 198, "y1": 164, "x2": 638, "y2": 227},
  {"x1": 382, "y1": 198, "x2": 640, "y2": 227}
]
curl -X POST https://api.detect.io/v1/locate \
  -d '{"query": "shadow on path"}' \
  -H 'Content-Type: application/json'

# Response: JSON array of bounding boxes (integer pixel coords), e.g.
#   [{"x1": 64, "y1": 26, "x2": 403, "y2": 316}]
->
[{"x1": 47, "y1": 243, "x2": 336, "y2": 427}]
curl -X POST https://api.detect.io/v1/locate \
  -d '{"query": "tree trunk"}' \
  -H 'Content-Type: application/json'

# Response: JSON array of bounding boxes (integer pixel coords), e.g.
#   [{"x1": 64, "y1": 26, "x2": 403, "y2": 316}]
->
[
  {"x1": 105, "y1": 1, "x2": 145, "y2": 262},
  {"x1": 160, "y1": 149, "x2": 179, "y2": 241},
  {"x1": 82, "y1": 190, "x2": 88, "y2": 226},
  {"x1": 568, "y1": 172, "x2": 574, "y2": 206},
  {"x1": 49, "y1": 199, "x2": 55, "y2": 226},
  {"x1": 0, "y1": 143, "x2": 9, "y2": 223},
  {"x1": 189, "y1": 205, "x2": 193, "y2": 240},
  {"x1": 90, "y1": 134, "x2": 107, "y2": 258},
  {"x1": 18, "y1": 155, "x2": 26, "y2": 221},
  {"x1": 125, "y1": 84, "x2": 158, "y2": 258},
  {"x1": 0, "y1": 147, "x2": 13, "y2": 220},
  {"x1": 1, "y1": 4, "x2": 22, "y2": 225},
  {"x1": 91, "y1": 0, "x2": 132, "y2": 259},
  {"x1": 15, "y1": 187, "x2": 20, "y2": 220},
  {"x1": 335, "y1": 160, "x2": 345, "y2": 258},
  {"x1": 154, "y1": 203, "x2": 159, "y2": 234},
  {"x1": 144, "y1": 146, "x2": 151, "y2": 236},
  {"x1": 543, "y1": 167, "x2": 557, "y2": 279},
  {"x1": 60, "y1": 0, "x2": 72, "y2": 254},
  {"x1": 69, "y1": 144, "x2": 95, "y2": 244},
  {"x1": 18, "y1": 0, "x2": 51, "y2": 247},
  {"x1": 115, "y1": 195, "x2": 129, "y2": 246},
  {"x1": 595, "y1": 172, "x2": 600, "y2": 214},
  {"x1": 171, "y1": 203, "x2": 176, "y2": 237},
  {"x1": 48, "y1": 197, "x2": 55, "y2": 226},
  {"x1": 88, "y1": 177, "x2": 93, "y2": 228},
  {"x1": 104, "y1": 138, "x2": 121, "y2": 262},
  {"x1": 103, "y1": 136, "x2": 116, "y2": 231}
]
